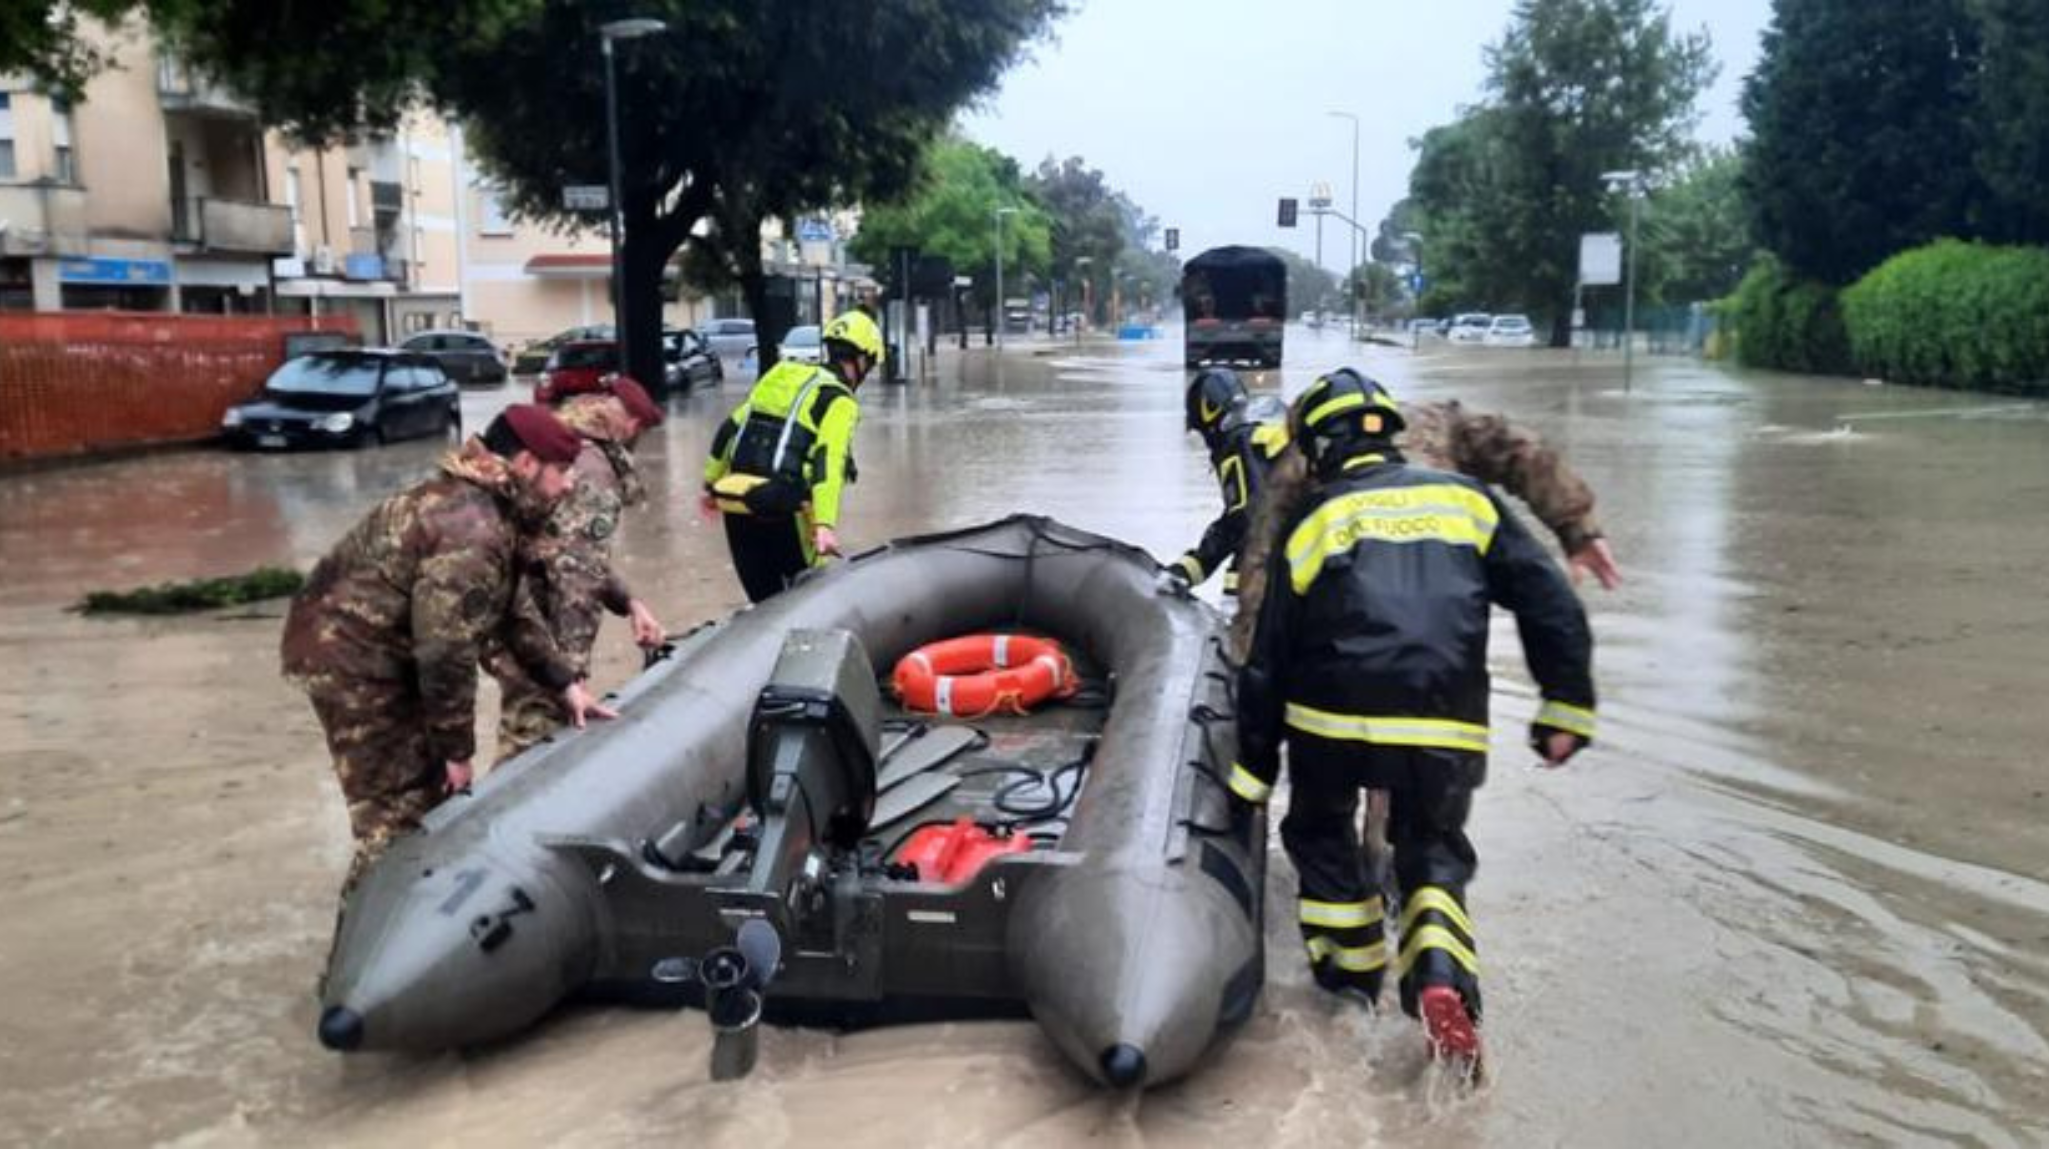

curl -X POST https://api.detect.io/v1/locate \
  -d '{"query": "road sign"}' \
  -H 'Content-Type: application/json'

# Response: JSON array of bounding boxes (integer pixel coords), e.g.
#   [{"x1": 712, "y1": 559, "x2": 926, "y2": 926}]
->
[
  {"x1": 796, "y1": 217, "x2": 835, "y2": 242},
  {"x1": 1409, "y1": 272, "x2": 1426, "y2": 294},
  {"x1": 1164, "y1": 227, "x2": 1179, "y2": 252},
  {"x1": 1579, "y1": 232, "x2": 1623, "y2": 286},
  {"x1": 562, "y1": 185, "x2": 610, "y2": 211},
  {"x1": 1278, "y1": 198, "x2": 1298, "y2": 228}
]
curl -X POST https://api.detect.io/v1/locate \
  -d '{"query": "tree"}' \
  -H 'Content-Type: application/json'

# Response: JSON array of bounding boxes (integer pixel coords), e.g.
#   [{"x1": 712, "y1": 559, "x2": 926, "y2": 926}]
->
[
  {"x1": 846, "y1": 137, "x2": 1052, "y2": 319},
  {"x1": 1740, "y1": 0, "x2": 1982, "y2": 285},
  {"x1": 1639, "y1": 146, "x2": 1754, "y2": 304},
  {"x1": 1346, "y1": 262, "x2": 1407, "y2": 319},
  {"x1": 1025, "y1": 157, "x2": 1128, "y2": 324},
  {"x1": 1262, "y1": 247, "x2": 1341, "y2": 316},
  {"x1": 1482, "y1": 0, "x2": 1714, "y2": 341},
  {"x1": 147, "y1": 0, "x2": 1065, "y2": 383},
  {"x1": 1973, "y1": 0, "x2": 2049, "y2": 244}
]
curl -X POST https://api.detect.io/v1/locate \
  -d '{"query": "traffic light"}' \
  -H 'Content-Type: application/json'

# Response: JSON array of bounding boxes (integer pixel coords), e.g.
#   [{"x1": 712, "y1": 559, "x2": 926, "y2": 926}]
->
[
  {"x1": 1164, "y1": 227, "x2": 1179, "y2": 252},
  {"x1": 1277, "y1": 198, "x2": 1298, "y2": 228}
]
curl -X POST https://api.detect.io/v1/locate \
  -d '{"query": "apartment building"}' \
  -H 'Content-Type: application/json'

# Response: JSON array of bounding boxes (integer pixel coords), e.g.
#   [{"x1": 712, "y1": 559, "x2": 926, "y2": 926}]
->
[{"x1": 2, "y1": 20, "x2": 872, "y2": 349}]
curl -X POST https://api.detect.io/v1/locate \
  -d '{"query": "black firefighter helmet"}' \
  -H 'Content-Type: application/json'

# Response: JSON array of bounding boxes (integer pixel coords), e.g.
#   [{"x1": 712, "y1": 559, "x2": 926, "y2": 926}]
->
[
  {"x1": 1294, "y1": 367, "x2": 1407, "y2": 470},
  {"x1": 1184, "y1": 367, "x2": 1250, "y2": 439}
]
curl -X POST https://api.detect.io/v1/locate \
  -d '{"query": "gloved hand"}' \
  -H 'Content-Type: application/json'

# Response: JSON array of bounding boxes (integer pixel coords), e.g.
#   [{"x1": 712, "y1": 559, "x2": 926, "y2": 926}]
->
[
  {"x1": 1155, "y1": 562, "x2": 1194, "y2": 596},
  {"x1": 443, "y1": 758, "x2": 474, "y2": 794}
]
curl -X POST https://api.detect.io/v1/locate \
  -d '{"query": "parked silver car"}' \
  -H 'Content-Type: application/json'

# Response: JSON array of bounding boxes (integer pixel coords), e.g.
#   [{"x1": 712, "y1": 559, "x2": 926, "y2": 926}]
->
[{"x1": 698, "y1": 317, "x2": 758, "y2": 361}]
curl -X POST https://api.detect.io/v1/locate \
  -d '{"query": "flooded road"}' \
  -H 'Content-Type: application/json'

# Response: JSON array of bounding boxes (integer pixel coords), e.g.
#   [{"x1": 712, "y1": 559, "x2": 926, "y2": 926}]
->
[{"x1": 3, "y1": 328, "x2": 2047, "y2": 1146}]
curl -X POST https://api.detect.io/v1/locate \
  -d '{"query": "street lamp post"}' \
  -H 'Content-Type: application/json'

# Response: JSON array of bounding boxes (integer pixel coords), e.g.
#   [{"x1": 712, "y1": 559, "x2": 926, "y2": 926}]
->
[
  {"x1": 993, "y1": 205, "x2": 1018, "y2": 351},
  {"x1": 599, "y1": 17, "x2": 666, "y2": 371},
  {"x1": 1328, "y1": 110, "x2": 1360, "y2": 340},
  {"x1": 1601, "y1": 169, "x2": 1646, "y2": 393}
]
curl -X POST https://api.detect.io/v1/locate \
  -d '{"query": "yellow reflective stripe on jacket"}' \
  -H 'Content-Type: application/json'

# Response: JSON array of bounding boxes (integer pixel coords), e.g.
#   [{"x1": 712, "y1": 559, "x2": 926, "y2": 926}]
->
[
  {"x1": 1227, "y1": 762, "x2": 1272, "y2": 804},
  {"x1": 1306, "y1": 935, "x2": 1389, "y2": 972},
  {"x1": 1397, "y1": 924, "x2": 1480, "y2": 977},
  {"x1": 1399, "y1": 887, "x2": 1474, "y2": 939},
  {"x1": 1175, "y1": 553, "x2": 1207, "y2": 583},
  {"x1": 808, "y1": 389, "x2": 860, "y2": 526},
  {"x1": 1304, "y1": 391, "x2": 1367, "y2": 429},
  {"x1": 1251, "y1": 421, "x2": 1291, "y2": 458},
  {"x1": 1219, "y1": 453, "x2": 1249, "y2": 512},
  {"x1": 1300, "y1": 897, "x2": 1382, "y2": 929},
  {"x1": 1284, "y1": 703, "x2": 1490, "y2": 752},
  {"x1": 1285, "y1": 483, "x2": 1501, "y2": 593},
  {"x1": 1536, "y1": 700, "x2": 1597, "y2": 739}
]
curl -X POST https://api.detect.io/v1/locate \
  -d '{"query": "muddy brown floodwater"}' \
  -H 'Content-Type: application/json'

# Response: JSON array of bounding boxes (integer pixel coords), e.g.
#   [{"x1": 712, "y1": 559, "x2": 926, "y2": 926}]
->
[{"x1": 3, "y1": 327, "x2": 2046, "y2": 1147}]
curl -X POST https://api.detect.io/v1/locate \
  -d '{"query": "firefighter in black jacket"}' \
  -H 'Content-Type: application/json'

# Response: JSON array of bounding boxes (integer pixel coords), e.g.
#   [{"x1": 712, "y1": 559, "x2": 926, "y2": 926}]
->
[
  {"x1": 1169, "y1": 368, "x2": 1290, "y2": 594},
  {"x1": 1234, "y1": 368, "x2": 1597, "y2": 1075}
]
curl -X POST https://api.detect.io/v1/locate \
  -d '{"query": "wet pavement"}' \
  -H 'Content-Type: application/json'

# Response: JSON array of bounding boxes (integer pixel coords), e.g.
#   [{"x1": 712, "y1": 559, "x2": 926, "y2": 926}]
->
[{"x1": 3, "y1": 326, "x2": 2047, "y2": 1146}]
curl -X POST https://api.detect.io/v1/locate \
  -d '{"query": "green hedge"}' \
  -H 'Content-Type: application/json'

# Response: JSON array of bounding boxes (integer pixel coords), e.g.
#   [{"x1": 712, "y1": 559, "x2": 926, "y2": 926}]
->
[
  {"x1": 1841, "y1": 240, "x2": 2049, "y2": 396},
  {"x1": 1724, "y1": 256, "x2": 1853, "y2": 376}
]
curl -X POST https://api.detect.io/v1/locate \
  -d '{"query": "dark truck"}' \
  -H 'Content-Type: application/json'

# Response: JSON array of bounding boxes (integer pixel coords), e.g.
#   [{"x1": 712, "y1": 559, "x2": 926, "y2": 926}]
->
[{"x1": 1182, "y1": 246, "x2": 1286, "y2": 369}]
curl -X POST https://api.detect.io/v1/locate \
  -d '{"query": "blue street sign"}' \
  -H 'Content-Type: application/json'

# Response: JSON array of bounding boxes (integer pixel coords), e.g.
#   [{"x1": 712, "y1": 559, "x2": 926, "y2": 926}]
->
[
  {"x1": 1409, "y1": 272, "x2": 1426, "y2": 294},
  {"x1": 795, "y1": 218, "x2": 835, "y2": 243},
  {"x1": 58, "y1": 257, "x2": 172, "y2": 286}
]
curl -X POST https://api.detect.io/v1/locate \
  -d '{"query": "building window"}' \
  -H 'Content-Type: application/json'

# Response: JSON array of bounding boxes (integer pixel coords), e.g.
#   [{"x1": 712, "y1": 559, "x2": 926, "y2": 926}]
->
[
  {"x1": 477, "y1": 185, "x2": 515, "y2": 236},
  {"x1": 51, "y1": 97, "x2": 75, "y2": 183},
  {"x1": 0, "y1": 94, "x2": 16, "y2": 179}
]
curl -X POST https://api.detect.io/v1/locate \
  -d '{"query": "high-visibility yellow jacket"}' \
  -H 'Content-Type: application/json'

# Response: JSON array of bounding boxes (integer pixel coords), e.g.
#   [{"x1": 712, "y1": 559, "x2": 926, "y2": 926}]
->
[{"x1": 703, "y1": 361, "x2": 860, "y2": 526}]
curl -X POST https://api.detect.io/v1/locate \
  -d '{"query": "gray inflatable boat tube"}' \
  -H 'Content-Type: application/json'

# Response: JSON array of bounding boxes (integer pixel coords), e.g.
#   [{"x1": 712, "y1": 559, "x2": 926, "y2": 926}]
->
[{"x1": 317, "y1": 515, "x2": 1266, "y2": 1088}]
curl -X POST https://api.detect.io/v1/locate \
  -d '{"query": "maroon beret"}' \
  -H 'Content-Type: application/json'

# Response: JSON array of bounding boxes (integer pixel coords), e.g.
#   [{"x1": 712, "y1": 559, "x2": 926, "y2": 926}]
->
[
  {"x1": 500, "y1": 403, "x2": 583, "y2": 465},
  {"x1": 607, "y1": 375, "x2": 664, "y2": 428}
]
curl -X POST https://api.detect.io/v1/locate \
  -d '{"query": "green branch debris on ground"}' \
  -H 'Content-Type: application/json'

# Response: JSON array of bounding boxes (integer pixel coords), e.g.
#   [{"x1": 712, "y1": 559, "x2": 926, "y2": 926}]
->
[{"x1": 76, "y1": 567, "x2": 303, "y2": 615}]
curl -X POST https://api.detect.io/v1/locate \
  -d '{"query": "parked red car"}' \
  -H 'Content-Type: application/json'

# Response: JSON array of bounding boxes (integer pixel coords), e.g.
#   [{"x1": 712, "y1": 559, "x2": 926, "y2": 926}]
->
[{"x1": 534, "y1": 340, "x2": 619, "y2": 404}]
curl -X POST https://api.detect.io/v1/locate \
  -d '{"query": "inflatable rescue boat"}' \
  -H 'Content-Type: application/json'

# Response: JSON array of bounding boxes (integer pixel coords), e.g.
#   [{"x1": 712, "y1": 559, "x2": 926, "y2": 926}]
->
[{"x1": 317, "y1": 516, "x2": 1265, "y2": 1088}]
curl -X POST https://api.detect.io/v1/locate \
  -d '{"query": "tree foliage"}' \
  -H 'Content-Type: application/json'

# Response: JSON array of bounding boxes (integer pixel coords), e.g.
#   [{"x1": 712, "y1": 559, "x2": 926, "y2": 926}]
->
[
  {"x1": 1402, "y1": 0, "x2": 1713, "y2": 341},
  {"x1": 1638, "y1": 146, "x2": 1753, "y2": 305},
  {"x1": 137, "y1": 0, "x2": 1064, "y2": 381},
  {"x1": 1970, "y1": 0, "x2": 2049, "y2": 244},
  {"x1": 1024, "y1": 157, "x2": 1131, "y2": 323},
  {"x1": 1840, "y1": 240, "x2": 2049, "y2": 394},
  {"x1": 846, "y1": 137, "x2": 1052, "y2": 311},
  {"x1": 1262, "y1": 247, "x2": 1341, "y2": 315},
  {"x1": 1741, "y1": 0, "x2": 1983, "y2": 285}
]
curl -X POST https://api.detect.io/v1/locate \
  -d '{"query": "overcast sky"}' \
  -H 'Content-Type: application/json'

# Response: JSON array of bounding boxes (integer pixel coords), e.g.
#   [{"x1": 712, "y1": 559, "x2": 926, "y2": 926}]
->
[{"x1": 960, "y1": 0, "x2": 1773, "y2": 267}]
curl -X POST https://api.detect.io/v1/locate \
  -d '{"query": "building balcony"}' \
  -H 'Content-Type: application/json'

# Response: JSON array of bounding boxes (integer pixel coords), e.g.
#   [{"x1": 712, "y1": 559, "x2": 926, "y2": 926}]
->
[
  {"x1": 0, "y1": 183, "x2": 90, "y2": 257},
  {"x1": 184, "y1": 197, "x2": 293, "y2": 255},
  {"x1": 156, "y1": 56, "x2": 256, "y2": 118}
]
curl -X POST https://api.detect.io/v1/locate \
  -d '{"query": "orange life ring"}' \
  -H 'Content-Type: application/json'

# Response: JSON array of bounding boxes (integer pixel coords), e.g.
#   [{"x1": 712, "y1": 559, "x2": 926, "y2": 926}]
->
[{"x1": 891, "y1": 634, "x2": 1079, "y2": 718}]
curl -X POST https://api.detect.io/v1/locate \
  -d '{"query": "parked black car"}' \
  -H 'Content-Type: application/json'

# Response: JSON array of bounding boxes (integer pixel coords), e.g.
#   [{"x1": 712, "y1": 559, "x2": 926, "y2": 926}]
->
[
  {"x1": 222, "y1": 351, "x2": 461, "y2": 450},
  {"x1": 662, "y1": 327, "x2": 724, "y2": 394},
  {"x1": 401, "y1": 329, "x2": 507, "y2": 386},
  {"x1": 513, "y1": 325, "x2": 614, "y2": 376}
]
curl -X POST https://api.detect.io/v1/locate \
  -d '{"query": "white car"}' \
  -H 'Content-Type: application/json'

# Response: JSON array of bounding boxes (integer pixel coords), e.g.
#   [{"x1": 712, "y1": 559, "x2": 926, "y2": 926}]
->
[
  {"x1": 1484, "y1": 314, "x2": 1538, "y2": 348},
  {"x1": 1448, "y1": 313, "x2": 1492, "y2": 343},
  {"x1": 777, "y1": 324, "x2": 823, "y2": 365}
]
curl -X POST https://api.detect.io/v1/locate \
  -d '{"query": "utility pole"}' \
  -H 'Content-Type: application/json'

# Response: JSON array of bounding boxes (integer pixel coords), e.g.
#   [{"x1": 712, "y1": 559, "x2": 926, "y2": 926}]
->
[
  {"x1": 1602, "y1": 169, "x2": 1646, "y2": 394},
  {"x1": 1328, "y1": 111, "x2": 1359, "y2": 339}
]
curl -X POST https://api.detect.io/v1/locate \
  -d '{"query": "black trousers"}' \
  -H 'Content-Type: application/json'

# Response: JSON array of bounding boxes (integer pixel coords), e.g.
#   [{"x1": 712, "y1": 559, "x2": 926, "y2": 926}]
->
[
  {"x1": 722, "y1": 513, "x2": 812, "y2": 603},
  {"x1": 1280, "y1": 735, "x2": 1486, "y2": 1018}
]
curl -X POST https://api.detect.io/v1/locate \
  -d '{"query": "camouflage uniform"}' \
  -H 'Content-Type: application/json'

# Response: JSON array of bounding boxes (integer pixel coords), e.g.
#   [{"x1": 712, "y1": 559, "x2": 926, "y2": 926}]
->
[
  {"x1": 1231, "y1": 399, "x2": 1604, "y2": 659},
  {"x1": 282, "y1": 439, "x2": 572, "y2": 887},
  {"x1": 488, "y1": 395, "x2": 646, "y2": 761}
]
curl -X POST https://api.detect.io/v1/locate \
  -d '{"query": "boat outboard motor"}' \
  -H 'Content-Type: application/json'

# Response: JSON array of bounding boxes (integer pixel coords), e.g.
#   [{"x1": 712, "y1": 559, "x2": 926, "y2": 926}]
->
[{"x1": 743, "y1": 627, "x2": 882, "y2": 900}]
